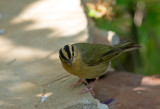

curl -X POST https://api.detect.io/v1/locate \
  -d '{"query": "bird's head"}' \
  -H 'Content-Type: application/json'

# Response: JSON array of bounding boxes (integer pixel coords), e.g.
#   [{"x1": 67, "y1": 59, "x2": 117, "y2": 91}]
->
[{"x1": 59, "y1": 44, "x2": 75, "y2": 66}]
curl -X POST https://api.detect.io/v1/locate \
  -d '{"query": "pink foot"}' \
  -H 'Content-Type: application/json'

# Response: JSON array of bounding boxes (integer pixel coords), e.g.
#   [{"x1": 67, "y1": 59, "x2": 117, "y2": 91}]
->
[
  {"x1": 70, "y1": 78, "x2": 88, "y2": 87},
  {"x1": 79, "y1": 78, "x2": 98, "y2": 96},
  {"x1": 80, "y1": 88, "x2": 95, "y2": 96}
]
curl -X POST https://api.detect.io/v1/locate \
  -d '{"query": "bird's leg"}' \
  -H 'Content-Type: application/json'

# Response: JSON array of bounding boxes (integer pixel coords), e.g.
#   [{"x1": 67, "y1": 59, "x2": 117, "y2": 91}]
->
[
  {"x1": 80, "y1": 78, "x2": 98, "y2": 96},
  {"x1": 70, "y1": 78, "x2": 88, "y2": 87}
]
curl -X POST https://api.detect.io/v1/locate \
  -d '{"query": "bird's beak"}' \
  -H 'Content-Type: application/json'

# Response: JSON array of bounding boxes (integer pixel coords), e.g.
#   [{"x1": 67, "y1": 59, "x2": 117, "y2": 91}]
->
[{"x1": 68, "y1": 59, "x2": 73, "y2": 67}]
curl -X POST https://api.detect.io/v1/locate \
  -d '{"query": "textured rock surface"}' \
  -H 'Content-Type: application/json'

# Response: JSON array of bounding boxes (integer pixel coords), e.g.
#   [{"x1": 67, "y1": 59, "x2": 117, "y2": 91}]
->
[
  {"x1": 0, "y1": 0, "x2": 100, "y2": 109},
  {"x1": 95, "y1": 99, "x2": 109, "y2": 109},
  {"x1": 91, "y1": 71, "x2": 160, "y2": 109}
]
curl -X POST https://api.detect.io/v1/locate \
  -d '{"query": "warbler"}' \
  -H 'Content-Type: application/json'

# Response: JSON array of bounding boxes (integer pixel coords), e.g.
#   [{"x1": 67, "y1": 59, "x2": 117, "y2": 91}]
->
[{"x1": 59, "y1": 42, "x2": 140, "y2": 95}]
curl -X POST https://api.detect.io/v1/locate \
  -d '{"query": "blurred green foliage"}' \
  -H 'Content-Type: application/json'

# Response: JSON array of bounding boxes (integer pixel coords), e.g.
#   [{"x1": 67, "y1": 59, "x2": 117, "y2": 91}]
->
[{"x1": 87, "y1": 0, "x2": 160, "y2": 75}]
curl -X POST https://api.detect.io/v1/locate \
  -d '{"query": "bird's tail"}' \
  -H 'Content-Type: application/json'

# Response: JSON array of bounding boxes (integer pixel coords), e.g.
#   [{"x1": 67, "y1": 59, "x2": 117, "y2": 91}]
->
[{"x1": 115, "y1": 42, "x2": 140, "y2": 52}]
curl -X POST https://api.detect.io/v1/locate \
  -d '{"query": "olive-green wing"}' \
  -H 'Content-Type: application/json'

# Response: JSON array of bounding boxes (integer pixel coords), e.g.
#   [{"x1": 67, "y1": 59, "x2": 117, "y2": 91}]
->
[
  {"x1": 74, "y1": 43, "x2": 121, "y2": 66},
  {"x1": 84, "y1": 44, "x2": 121, "y2": 66},
  {"x1": 74, "y1": 42, "x2": 140, "y2": 66}
]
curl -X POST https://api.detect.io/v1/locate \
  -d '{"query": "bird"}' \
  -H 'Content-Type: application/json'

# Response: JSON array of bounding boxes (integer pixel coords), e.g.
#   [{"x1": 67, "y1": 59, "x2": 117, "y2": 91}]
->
[{"x1": 59, "y1": 42, "x2": 140, "y2": 95}]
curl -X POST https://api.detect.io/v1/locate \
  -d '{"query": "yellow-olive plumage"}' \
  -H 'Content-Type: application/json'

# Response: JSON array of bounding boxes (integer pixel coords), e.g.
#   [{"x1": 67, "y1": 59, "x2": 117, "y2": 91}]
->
[{"x1": 59, "y1": 42, "x2": 140, "y2": 94}]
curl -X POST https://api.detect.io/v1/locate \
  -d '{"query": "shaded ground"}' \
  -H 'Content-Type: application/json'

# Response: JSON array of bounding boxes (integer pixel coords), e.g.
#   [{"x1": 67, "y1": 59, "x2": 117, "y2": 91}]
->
[{"x1": 0, "y1": 0, "x2": 97, "y2": 109}]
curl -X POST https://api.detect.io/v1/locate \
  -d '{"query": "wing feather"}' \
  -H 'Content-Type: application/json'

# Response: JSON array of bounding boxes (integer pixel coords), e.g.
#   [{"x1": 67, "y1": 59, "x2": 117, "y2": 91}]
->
[{"x1": 74, "y1": 42, "x2": 139, "y2": 66}]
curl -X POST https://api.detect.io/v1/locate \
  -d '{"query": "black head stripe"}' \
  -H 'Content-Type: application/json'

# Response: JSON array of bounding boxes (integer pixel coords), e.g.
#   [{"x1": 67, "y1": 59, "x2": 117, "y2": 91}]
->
[
  {"x1": 72, "y1": 45, "x2": 74, "y2": 55},
  {"x1": 64, "y1": 45, "x2": 71, "y2": 59},
  {"x1": 59, "y1": 49, "x2": 68, "y2": 61}
]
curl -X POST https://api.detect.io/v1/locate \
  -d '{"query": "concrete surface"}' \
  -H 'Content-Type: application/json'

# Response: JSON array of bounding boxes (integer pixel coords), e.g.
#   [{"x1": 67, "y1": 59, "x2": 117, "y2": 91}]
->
[{"x1": 0, "y1": 0, "x2": 99, "y2": 109}]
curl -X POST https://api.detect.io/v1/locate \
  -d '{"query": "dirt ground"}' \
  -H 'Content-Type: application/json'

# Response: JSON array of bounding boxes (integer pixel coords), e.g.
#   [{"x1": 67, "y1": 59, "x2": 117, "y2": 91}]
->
[{"x1": 92, "y1": 71, "x2": 160, "y2": 109}]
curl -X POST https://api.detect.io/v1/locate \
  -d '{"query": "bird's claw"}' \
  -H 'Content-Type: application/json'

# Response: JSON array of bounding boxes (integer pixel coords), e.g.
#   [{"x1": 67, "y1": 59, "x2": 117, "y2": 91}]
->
[
  {"x1": 70, "y1": 79, "x2": 88, "y2": 87},
  {"x1": 80, "y1": 88, "x2": 95, "y2": 96}
]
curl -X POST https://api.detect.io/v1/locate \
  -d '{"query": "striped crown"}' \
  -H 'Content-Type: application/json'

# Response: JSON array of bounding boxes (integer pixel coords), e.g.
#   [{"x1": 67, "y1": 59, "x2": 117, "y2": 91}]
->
[{"x1": 59, "y1": 44, "x2": 74, "y2": 62}]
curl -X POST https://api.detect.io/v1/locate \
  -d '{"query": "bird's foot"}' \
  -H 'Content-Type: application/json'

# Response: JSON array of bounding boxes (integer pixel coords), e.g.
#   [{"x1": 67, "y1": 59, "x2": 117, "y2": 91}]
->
[
  {"x1": 80, "y1": 87, "x2": 95, "y2": 96},
  {"x1": 70, "y1": 78, "x2": 88, "y2": 87},
  {"x1": 79, "y1": 78, "x2": 98, "y2": 96}
]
